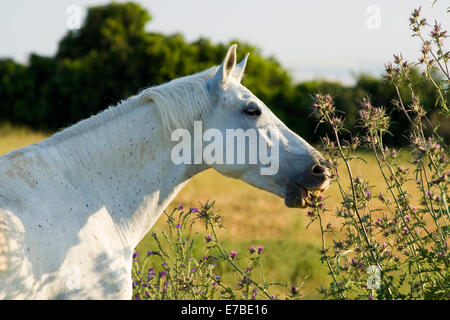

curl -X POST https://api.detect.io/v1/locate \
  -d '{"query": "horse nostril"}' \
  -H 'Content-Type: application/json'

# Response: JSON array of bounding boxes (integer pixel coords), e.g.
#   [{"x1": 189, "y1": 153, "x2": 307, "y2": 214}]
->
[{"x1": 312, "y1": 164, "x2": 326, "y2": 176}]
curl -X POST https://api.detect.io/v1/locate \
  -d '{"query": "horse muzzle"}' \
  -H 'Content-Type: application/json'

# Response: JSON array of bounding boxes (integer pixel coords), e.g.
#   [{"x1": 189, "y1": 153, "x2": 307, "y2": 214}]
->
[{"x1": 284, "y1": 162, "x2": 332, "y2": 208}]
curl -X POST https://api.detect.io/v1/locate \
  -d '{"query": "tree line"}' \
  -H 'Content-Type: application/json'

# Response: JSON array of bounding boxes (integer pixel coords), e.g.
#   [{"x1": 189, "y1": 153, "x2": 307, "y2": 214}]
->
[{"x1": 0, "y1": 2, "x2": 447, "y2": 145}]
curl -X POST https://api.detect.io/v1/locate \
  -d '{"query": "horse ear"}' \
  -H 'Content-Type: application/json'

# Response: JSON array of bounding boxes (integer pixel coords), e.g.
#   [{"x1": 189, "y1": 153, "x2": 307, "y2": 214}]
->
[
  {"x1": 213, "y1": 44, "x2": 237, "y2": 86},
  {"x1": 232, "y1": 53, "x2": 249, "y2": 83}
]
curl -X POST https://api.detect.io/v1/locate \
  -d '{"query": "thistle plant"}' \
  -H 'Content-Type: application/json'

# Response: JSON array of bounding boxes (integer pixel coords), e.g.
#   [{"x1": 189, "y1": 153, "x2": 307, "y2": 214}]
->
[
  {"x1": 308, "y1": 7, "x2": 449, "y2": 300},
  {"x1": 132, "y1": 201, "x2": 304, "y2": 300}
]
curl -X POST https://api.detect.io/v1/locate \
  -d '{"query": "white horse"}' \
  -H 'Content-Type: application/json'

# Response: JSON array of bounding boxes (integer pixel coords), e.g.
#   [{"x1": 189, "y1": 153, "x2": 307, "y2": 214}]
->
[{"x1": 0, "y1": 45, "x2": 330, "y2": 299}]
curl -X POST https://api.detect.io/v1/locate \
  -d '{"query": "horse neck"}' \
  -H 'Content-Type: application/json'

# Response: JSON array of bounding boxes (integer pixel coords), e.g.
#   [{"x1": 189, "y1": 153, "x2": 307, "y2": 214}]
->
[{"x1": 46, "y1": 102, "x2": 206, "y2": 247}]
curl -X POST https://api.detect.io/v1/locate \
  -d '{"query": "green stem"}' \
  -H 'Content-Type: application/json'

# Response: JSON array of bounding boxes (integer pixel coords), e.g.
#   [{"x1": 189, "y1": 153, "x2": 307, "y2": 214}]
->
[
  {"x1": 317, "y1": 212, "x2": 346, "y2": 299},
  {"x1": 209, "y1": 221, "x2": 274, "y2": 300}
]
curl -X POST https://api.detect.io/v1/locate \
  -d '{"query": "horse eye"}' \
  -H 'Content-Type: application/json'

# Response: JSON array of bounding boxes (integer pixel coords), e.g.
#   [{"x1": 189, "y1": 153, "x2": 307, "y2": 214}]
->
[{"x1": 244, "y1": 102, "x2": 261, "y2": 116}]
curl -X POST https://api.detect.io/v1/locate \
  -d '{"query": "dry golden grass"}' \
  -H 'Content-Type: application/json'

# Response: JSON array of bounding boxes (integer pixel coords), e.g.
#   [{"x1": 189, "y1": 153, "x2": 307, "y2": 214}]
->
[{"x1": 0, "y1": 123, "x2": 49, "y2": 155}]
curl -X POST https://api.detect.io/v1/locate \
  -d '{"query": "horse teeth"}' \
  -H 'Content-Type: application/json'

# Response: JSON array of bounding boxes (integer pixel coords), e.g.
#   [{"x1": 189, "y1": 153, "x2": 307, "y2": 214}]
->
[{"x1": 301, "y1": 187, "x2": 308, "y2": 200}]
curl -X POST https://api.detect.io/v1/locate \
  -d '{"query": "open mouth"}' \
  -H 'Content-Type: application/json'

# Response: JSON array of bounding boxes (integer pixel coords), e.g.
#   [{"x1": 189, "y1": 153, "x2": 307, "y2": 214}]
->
[
  {"x1": 285, "y1": 180, "x2": 330, "y2": 208},
  {"x1": 284, "y1": 179, "x2": 331, "y2": 208},
  {"x1": 298, "y1": 185, "x2": 324, "y2": 208}
]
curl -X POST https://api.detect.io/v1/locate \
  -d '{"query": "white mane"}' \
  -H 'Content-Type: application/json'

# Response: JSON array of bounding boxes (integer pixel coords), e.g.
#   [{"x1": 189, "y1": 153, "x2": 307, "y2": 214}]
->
[
  {"x1": 44, "y1": 66, "x2": 217, "y2": 145},
  {"x1": 138, "y1": 67, "x2": 215, "y2": 135}
]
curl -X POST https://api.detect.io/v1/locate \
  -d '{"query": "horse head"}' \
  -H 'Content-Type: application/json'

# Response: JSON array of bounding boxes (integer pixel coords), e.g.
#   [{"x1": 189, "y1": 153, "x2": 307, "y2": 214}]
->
[{"x1": 202, "y1": 44, "x2": 332, "y2": 207}]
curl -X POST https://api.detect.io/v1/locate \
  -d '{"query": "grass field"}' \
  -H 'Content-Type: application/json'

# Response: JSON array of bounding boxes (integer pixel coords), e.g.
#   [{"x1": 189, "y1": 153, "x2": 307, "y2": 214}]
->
[{"x1": 0, "y1": 124, "x2": 423, "y2": 299}]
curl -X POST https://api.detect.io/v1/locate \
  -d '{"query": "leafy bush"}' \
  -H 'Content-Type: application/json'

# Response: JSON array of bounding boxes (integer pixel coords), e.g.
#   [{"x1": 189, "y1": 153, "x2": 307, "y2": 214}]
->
[{"x1": 1, "y1": 2, "x2": 448, "y2": 145}]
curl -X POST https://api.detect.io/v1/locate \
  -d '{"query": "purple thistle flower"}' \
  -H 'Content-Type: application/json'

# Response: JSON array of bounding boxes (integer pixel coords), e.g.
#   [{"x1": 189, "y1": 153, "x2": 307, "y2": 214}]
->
[
  {"x1": 204, "y1": 234, "x2": 212, "y2": 242},
  {"x1": 189, "y1": 207, "x2": 199, "y2": 213},
  {"x1": 230, "y1": 251, "x2": 238, "y2": 259},
  {"x1": 175, "y1": 223, "x2": 181, "y2": 229},
  {"x1": 177, "y1": 205, "x2": 184, "y2": 210},
  {"x1": 252, "y1": 288, "x2": 258, "y2": 299},
  {"x1": 291, "y1": 285, "x2": 298, "y2": 295},
  {"x1": 257, "y1": 245, "x2": 264, "y2": 254},
  {"x1": 147, "y1": 268, "x2": 156, "y2": 280},
  {"x1": 391, "y1": 149, "x2": 397, "y2": 157},
  {"x1": 249, "y1": 245, "x2": 256, "y2": 254}
]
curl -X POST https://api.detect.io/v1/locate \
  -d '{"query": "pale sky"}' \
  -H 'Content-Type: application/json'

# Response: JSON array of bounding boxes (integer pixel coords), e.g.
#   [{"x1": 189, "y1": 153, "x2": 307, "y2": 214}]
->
[{"x1": 1, "y1": 0, "x2": 448, "y2": 84}]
